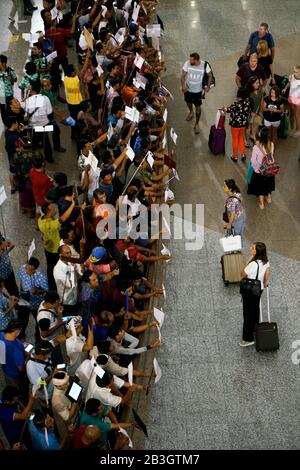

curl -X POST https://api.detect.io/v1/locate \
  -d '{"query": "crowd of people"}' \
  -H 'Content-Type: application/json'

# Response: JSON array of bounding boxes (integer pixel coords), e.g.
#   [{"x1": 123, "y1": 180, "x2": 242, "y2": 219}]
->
[
  {"x1": 0, "y1": 0, "x2": 174, "y2": 451},
  {"x1": 1, "y1": 1, "x2": 299, "y2": 452}
]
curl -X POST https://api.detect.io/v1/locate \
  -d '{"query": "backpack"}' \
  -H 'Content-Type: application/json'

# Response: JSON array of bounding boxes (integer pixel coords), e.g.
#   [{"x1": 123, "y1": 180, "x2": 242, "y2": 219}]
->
[
  {"x1": 202, "y1": 61, "x2": 216, "y2": 90},
  {"x1": 259, "y1": 152, "x2": 280, "y2": 177}
]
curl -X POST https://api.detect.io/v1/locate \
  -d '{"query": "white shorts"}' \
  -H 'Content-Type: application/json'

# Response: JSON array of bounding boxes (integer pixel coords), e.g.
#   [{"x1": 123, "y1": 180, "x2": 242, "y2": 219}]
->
[{"x1": 264, "y1": 119, "x2": 280, "y2": 127}]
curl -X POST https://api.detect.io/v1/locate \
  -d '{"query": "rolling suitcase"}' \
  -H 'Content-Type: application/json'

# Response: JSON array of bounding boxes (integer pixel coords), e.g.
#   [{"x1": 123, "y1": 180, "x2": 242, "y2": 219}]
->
[
  {"x1": 209, "y1": 110, "x2": 226, "y2": 155},
  {"x1": 209, "y1": 125, "x2": 226, "y2": 155},
  {"x1": 221, "y1": 252, "x2": 244, "y2": 284},
  {"x1": 255, "y1": 286, "x2": 279, "y2": 352}
]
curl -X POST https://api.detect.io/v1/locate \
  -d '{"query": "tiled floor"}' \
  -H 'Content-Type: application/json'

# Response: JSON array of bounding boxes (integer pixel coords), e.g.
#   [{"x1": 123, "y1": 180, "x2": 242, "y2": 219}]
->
[{"x1": 0, "y1": 0, "x2": 300, "y2": 450}]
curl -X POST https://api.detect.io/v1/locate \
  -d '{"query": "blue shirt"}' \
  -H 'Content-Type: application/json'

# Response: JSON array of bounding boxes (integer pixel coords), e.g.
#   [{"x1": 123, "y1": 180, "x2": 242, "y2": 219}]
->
[
  {"x1": 248, "y1": 31, "x2": 275, "y2": 54},
  {"x1": 0, "y1": 249, "x2": 13, "y2": 280},
  {"x1": 0, "y1": 292, "x2": 14, "y2": 331},
  {"x1": 16, "y1": 265, "x2": 48, "y2": 311},
  {"x1": 106, "y1": 114, "x2": 118, "y2": 129},
  {"x1": 0, "y1": 401, "x2": 25, "y2": 446},
  {"x1": 0, "y1": 332, "x2": 26, "y2": 379},
  {"x1": 28, "y1": 421, "x2": 60, "y2": 450}
]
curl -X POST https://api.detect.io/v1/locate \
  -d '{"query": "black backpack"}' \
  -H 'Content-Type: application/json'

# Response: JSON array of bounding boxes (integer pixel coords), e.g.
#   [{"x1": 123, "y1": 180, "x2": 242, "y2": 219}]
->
[{"x1": 202, "y1": 61, "x2": 216, "y2": 95}]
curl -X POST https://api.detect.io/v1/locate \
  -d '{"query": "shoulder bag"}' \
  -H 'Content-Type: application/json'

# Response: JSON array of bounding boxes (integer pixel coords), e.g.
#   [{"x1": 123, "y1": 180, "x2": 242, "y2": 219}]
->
[{"x1": 240, "y1": 261, "x2": 261, "y2": 297}]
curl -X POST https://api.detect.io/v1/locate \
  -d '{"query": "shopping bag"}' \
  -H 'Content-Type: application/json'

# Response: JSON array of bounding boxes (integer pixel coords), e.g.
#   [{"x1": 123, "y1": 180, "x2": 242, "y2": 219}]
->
[{"x1": 219, "y1": 234, "x2": 242, "y2": 253}]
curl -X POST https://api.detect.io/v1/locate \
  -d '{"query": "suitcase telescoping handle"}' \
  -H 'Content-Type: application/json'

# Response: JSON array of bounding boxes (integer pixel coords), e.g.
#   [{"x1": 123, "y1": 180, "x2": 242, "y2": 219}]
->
[{"x1": 259, "y1": 286, "x2": 271, "y2": 323}]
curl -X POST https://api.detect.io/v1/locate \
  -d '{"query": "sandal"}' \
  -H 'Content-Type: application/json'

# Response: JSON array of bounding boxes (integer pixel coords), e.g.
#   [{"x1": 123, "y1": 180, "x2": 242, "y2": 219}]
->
[
  {"x1": 265, "y1": 195, "x2": 272, "y2": 204},
  {"x1": 256, "y1": 200, "x2": 264, "y2": 209}
]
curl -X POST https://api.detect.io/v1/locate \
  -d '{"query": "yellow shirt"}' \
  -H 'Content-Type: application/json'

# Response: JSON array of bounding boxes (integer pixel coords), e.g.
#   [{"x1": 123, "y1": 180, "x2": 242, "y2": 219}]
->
[
  {"x1": 38, "y1": 217, "x2": 61, "y2": 253},
  {"x1": 63, "y1": 76, "x2": 83, "y2": 105}
]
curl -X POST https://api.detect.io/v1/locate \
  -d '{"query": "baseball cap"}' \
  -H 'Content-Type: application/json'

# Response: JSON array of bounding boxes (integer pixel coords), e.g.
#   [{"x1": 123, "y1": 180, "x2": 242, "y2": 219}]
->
[{"x1": 89, "y1": 247, "x2": 106, "y2": 263}]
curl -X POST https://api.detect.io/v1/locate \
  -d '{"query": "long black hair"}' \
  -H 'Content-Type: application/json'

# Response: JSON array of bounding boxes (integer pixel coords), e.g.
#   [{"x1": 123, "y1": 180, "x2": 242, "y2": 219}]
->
[{"x1": 253, "y1": 242, "x2": 268, "y2": 264}]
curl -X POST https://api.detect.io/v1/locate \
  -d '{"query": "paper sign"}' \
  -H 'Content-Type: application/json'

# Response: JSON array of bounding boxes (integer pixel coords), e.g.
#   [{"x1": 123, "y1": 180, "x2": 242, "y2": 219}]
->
[
  {"x1": 115, "y1": 31, "x2": 125, "y2": 45},
  {"x1": 128, "y1": 362, "x2": 133, "y2": 386},
  {"x1": 87, "y1": 151, "x2": 98, "y2": 173},
  {"x1": 161, "y1": 85, "x2": 174, "y2": 100},
  {"x1": 156, "y1": 324, "x2": 161, "y2": 343},
  {"x1": 172, "y1": 168, "x2": 180, "y2": 180},
  {"x1": 51, "y1": 7, "x2": 58, "y2": 20},
  {"x1": 95, "y1": 364, "x2": 105, "y2": 379},
  {"x1": 34, "y1": 125, "x2": 54, "y2": 132},
  {"x1": 69, "y1": 318, "x2": 77, "y2": 339},
  {"x1": 134, "y1": 53, "x2": 144, "y2": 70},
  {"x1": 118, "y1": 427, "x2": 133, "y2": 448},
  {"x1": 46, "y1": 51, "x2": 58, "y2": 63},
  {"x1": 170, "y1": 128, "x2": 178, "y2": 145},
  {"x1": 162, "y1": 284, "x2": 166, "y2": 299},
  {"x1": 163, "y1": 108, "x2": 168, "y2": 122},
  {"x1": 132, "y1": 3, "x2": 140, "y2": 22},
  {"x1": 154, "y1": 307, "x2": 165, "y2": 328},
  {"x1": 83, "y1": 27, "x2": 94, "y2": 51},
  {"x1": 153, "y1": 358, "x2": 162, "y2": 384},
  {"x1": 108, "y1": 123, "x2": 114, "y2": 141},
  {"x1": 28, "y1": 239, "x2": 36, "y2": 260},
  {"x1": 161, "y1": 243, "x2": 171, "y2": 257},
  {"x1": 146, "y1": 151, "x2": 154, "y2": 168},
  {"x1": 136, "y1": 72, "x2": 147, "y2": 88},
  {"x1": 126, "y1": 145, "x2": 135, "y2": 162},
  {"x1": 0, "y1": 340, "x2": 5, "y2": 364},
  {"x1": 125, "y1": 106, "x2": 140, "y2": 123},
  {"x1": 165, "y1": 188, "x2": 175, "y2": 202},
  {"x1": 0, "y1": 186, "x2": 7, "y2": 206},
  {"x1": 133, "y1": 78, "x2": 142, "y2": 89},
  {"x1": 96, "y1": 64, "x2": 104, "y2": 77}
]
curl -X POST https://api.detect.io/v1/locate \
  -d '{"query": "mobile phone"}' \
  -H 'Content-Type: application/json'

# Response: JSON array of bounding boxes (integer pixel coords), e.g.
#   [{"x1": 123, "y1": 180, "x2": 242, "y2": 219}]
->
[
  {"x1": 24, "y1": 343, "x2": 34, "y2": 353},
  {"x1": 57, "y1": 363, "x2": 67, "y2": 370}
]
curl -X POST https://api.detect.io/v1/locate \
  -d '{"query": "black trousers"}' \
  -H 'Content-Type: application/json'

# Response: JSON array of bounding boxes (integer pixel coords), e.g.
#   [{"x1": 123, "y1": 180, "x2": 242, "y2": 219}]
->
[
  {"x1": 44, "y1": 250, "x2": 59, "y2": 291},
  {"x1": 242, "y1": 291, "x2": 262, "y2": 341},
  {"x1": 52, "y1": 123, "x2": 61, "y2": 150},
  {"x1": 32, "y1": 130, "x2": 53, "y2": 163},
  {"x1": 17, "y1": 306, "x2": 37, "y2": 339},
  {"x1": 4, "y1": 271, "x2": 19, "y2": 296},
  {"x1": 67, "y1": 103, "x2": 81, "y2": 139}
]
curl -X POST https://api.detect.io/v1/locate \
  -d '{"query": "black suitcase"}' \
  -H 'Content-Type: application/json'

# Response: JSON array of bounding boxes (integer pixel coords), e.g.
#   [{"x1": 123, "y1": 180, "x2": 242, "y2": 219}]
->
[{"x1": 255, "y1": 287, "x2": 279, "y2": 352}]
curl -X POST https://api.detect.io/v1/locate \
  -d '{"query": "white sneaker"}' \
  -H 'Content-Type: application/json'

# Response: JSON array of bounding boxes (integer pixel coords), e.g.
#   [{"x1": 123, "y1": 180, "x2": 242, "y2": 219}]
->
[{"x1": 239, "y1": 340, "x2": 255, "y2": 348}]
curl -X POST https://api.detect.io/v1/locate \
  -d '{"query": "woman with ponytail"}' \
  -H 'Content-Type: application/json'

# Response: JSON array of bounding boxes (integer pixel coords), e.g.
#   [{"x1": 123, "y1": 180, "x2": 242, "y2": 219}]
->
[{"x1": 248, "y1": 127, "x2": 275, "y2": 209}]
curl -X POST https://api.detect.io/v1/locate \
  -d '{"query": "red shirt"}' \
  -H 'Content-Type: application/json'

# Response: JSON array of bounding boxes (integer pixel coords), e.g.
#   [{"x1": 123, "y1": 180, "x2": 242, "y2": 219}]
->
[
  {"x1": 29, "y1": 168, "x2": 53, "y2": 206},
  {"x1": 71, "y1": 426, "x2": 89, "y2": 450},
  {"x1": 45, "y1": 28, "x2": 71, "y2": 60}
]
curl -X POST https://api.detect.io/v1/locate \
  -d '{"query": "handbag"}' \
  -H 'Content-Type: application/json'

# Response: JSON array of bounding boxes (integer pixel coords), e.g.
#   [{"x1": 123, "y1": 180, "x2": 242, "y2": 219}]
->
[
  {"x1": 240, "y1": 261, "x2": 261, "y2": 297},
  {"x1": 219, "y1": 228, "x2": 242, "y2": 253},
  {"x1": 259, "y1": 152, "x2": 280, "y2": 176}
]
